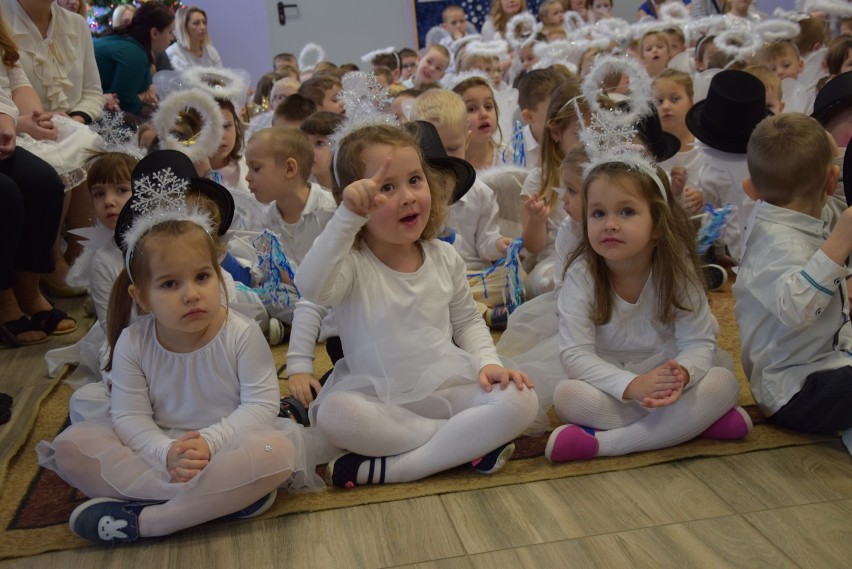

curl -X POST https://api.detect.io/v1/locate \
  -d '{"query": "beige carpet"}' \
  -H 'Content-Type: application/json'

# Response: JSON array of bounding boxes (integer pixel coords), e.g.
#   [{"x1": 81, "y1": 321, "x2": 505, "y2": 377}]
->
[{"x1": 0, "y1": 287, "x2": 834, "y2": 559}]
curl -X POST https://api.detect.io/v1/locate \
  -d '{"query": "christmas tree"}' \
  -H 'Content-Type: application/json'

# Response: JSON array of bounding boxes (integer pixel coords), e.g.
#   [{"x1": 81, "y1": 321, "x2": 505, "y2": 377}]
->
[{"x1": 87, "y1": 0, "x2": 184, "y2": 35}]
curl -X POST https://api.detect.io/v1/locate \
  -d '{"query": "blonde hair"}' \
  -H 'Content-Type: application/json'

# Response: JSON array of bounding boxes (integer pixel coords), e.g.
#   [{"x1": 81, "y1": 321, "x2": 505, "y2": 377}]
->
[
  {"x1": 655, "y1": 69, "x2": 694, "y2": 101},
  {"x1": 331, "y1": 124, "x2": 447, "y2": 244},
  {"x1": 744, "y1": 64, "x2": 782, "y2": 102},
  {"x1": 641, "y1": 31, "x2": 670, "y2": 54},
  {"x1": 756, "y1": 40, "x2": 800, "y2": 66},
  {"x1": 565, "y1": 162, "x2": 704, "y2": 325},
  {"x1": 539, "y1": 0, "x2": 563, "y2": 20},
  {"x1": 174, "y1": 6, "x2": 209, "y2": 50},
  {"x1": 489, "y1": 0, "x2": 529, "y2": 35},
  {"x1": 747, "y1": 113, "x2": 834, "y2": 205},
  {"x1": 410, "y1": 88, "x2": 467, "y2": 133},
  {"x1": 106, "y1": 220, "x2": 226, "y2": 370},
  {"x1": 249, "y1": 127, "x2": 314, "y2": 183},
  {"x1": 539, "y1": 77, "x2": 585, "y2": 208}
]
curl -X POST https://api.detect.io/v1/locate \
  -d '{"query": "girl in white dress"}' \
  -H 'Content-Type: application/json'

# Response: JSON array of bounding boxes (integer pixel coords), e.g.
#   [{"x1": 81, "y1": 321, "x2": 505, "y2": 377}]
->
[
  {"x1": 296, "y1": 123, "x2": 538, "y2": 487},
  {"x1": 36, "y1": 153, "x2": 322, "y2": 545},
  {"x1": 545, "y1": 160, "x2": 751, "y2": 462}
]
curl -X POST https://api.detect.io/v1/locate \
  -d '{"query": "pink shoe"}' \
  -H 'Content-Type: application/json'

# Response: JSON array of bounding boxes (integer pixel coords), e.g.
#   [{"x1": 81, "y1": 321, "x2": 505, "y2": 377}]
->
[
  {"x1": 700, "y1": 407, "x2": 753, "y2": 440},
  {"x1": 544, "y1": 425, "x2": 599, "y2": 463}
]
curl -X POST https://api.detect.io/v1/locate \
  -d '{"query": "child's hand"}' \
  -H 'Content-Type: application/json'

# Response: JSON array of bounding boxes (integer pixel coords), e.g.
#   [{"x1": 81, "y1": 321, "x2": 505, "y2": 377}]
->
[
  {"x1": 670, "y1": 167, "x2": 686, "y2": 197},
  {"x1": 103, "y1": 93, "x2": 121, "y2": 112},
  {"x1": 496, "y1": 237, "x2": 513, "y2": 254},
  {"x1": 288, "y1": 373, "x2": 322, "y2": 407},
  {"x1": 524, "y1": 193, "x2": 551, "y2": 224},
  {"x1": 683, "y1": 187, "x2": 704, "y2": 214},
  {"x1": 478, "y1": 364, "x2": 534, "y2": 392},
  {"x1": 623, "y1": 360, "x2": 685, "y2": 408},
  {"x1": 342, "y1": 156, "x2": 391, "y2": 216},
  {"x1": 167, "y1": 431, "x2": 211, "y2": 483}
]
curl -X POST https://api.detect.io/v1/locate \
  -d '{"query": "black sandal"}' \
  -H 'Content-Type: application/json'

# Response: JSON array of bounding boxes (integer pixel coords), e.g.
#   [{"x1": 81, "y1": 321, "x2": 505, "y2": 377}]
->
[
  {"x1": 279, "y1": 396, "x2": 310, "y2": 427},
  {"x1": 1, "y1": 317, "x2": 49, "y2": 348},
  {"x1": 30, "y1": 308, "x2": 77, "y2": 336}
]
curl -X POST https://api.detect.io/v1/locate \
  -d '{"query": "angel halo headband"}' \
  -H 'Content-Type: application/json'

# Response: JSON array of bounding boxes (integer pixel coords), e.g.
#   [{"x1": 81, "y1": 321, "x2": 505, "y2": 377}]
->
[{"x1": 577, "y1": 55, "x2": 668, "y2": 202}]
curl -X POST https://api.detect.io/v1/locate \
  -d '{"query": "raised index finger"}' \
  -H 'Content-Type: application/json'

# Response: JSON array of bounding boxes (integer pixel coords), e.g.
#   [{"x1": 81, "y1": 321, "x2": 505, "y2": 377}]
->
[{"x1": 369, "y1": 156, "x2": 393, "y2": 185}]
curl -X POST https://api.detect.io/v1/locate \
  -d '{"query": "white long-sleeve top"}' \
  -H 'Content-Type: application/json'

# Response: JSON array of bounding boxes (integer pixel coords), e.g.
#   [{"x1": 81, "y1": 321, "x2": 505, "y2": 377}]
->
[
  {"x1": 260, "y1": 183, "x2": 337, "y2": 269},
  {"x1": 447, "y1": 179, "x2": 505, "y2": 269},
  {"x1": 295, "y1": 205, "x2": 502, "y2": 369},
  {"x1": 0, "y1": 63, "x2": 27, "y2": 122},
  {"x1": 733, "y1": 201, "x2": 852, "y2": 416},
  {"x1": 89, "y1": 240, "x2": 123, "y2": 333},
  {"x1": 165, "y1": 42, "x2": 223, "y2": 72},
  {"x1": 2, "y1": 0, "x2": 102, "y2": 120},
  {"x1": 558, "y1": 260, "x2": 716, "y2": 401},
  {"x1": 697, "y1": 148, "x2": 752, "y2": 263},
  {"x1": 110, "y1": 310, "x2": 280, "y2": 468}
]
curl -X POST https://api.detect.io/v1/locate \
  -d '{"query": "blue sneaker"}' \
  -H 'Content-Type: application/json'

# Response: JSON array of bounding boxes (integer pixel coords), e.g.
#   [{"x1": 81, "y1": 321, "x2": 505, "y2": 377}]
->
[
  {"x1": 471, "y1": 442, "x2": 515, "y2": 474},
  {"x1": 69, "y1": 497, "x2": 158, "y2": 544},
  {"x1": 227, "y1": 490, "x2": 278, "y2": 519}
]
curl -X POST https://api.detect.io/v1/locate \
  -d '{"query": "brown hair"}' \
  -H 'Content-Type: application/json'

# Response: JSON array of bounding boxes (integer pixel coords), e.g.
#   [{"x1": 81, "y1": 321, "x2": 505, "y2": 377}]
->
[
  {"x1": 452, "y1": 76, "x2": 503, "y2": 144},
  {"x1": 331, "y1": 124, "x2": 447, "y2": 243},
  {"x1": 0, "y1": 12, "x2": 19, "y2": 67},
  {"x1": 371, "y1": 52, "x2": 400, "y2": 72},
  {"x1": 655, "y1": 69, "x2": 694, "y2": 101},
  {"x1": 516, "y1": 68, "x2": 562, "y2": 111},
  {"x1": 249, "y1": 127, "x2": 314, "y2": 183},
  {"x1": 756, "y1": 40, "x2": 800, "y2": 66},
  {"x1": 85, "y1": 152, "x2": 139, "y2": 188},
  {"x1": 253, "y1": 72, "x2": 284, "y2": 106},
  {"x1": 273, "y1": 93, "x2": 317, "y2": 123},
  {"x1": 298, "y1": 75, "x2": 342, "y2": 107},
  {"x1": 539, "y1": 77, "x2": 585, "y2": 208},
  {"x1": 300, "y1": 111, "x2": 345, "y2": 137},
  {"x1": 565, "y1": 162, "x2": 704, "y2": 325},
  {"x1": 218, "y1": 99, "x2": 244, "y2": 162},
  {"x1": 744, "y1": 64, "x2": 782, "y2": 101},
  {"x1": 747, "y1": 113, "x2": 834, "y2": 205},
  {"x1": 824, "y1": 35, "x2": 852, "y2": 76},
  {"x1": 106, "y1": 220, "x2": 226, "y2": 370},
  {"x1": 794, "y1": 17, "x2": 828, "y2": 56}
]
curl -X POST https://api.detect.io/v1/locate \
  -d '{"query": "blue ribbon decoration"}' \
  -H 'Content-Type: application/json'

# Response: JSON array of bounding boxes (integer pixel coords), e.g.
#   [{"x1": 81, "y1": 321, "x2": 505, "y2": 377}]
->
[
  {"x1": 467, "y1": 237, "x2": 525, "y2": 312},
  {"x1": 696, "y1": 204, "x2": 733, "y2": 256},
  {"x1": 502, "y1": 120, "x2": 526, "y2": 168},
  {"x1": 236, "y1": 229, "x2": 301, "y2": 309}
]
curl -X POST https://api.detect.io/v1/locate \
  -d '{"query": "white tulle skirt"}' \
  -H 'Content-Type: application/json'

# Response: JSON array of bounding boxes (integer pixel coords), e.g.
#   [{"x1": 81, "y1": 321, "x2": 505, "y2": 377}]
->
[
  {"x1": 36, "y1": 414, "x2": 326, "y2": 499},
  {"x1": 308, "y1": 327, "x2": 484, "y2": 427},
  {"x1": 17, "y1": 115, "x2": 98, "y2": 190}
]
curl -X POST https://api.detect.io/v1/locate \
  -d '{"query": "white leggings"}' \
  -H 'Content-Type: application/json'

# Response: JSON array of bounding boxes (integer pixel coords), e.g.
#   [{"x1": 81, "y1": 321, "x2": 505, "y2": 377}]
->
[
  {"x1": 552, "y1": 367, "x2": 739, "y2": 456},
  {"x1": 316, "y1": 383, "x2": 539, "y2": 483}
]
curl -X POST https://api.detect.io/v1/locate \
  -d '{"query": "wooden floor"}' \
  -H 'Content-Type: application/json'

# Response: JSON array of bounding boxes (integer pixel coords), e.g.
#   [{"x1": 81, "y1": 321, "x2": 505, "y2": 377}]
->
[
  {"x1": 2, "y1": 440, "x2": 850, "y2": 567},
  {"x1": 2, "y1": 301, "x2": 851, "y2": 568}
]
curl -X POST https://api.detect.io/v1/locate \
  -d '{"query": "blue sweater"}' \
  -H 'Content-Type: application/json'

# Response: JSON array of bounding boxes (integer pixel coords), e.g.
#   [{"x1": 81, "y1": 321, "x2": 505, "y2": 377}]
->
[{"x1": 93, "y1": 35, "x2": 151, "y2": 115}]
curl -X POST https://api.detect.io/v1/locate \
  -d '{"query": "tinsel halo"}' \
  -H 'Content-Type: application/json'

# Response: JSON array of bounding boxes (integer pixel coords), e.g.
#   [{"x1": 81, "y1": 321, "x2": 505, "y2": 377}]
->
[
  {"x1": 504, "y1": 12, "x2": 539, "y2": 49},
  {"x1": 299, "y1": 42, "x2": 326, "y2": 72},
  {"x1": 151, "y1": 89, "x2": 225, "y2": 164},
  {"x1": 713, "y1": 29, "x2": 763, "y2": 62},
  {"x1": 754, "y1": 19, "x2": 802, "y2": 42},
  {"x1": 581, "y1": 54, "x2": 653, "y2": 128}
]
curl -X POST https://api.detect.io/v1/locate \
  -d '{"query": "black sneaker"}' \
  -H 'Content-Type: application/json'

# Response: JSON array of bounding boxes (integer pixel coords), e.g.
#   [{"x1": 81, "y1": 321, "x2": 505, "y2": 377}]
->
[
  {"x1": 702, "y1": 264, "x2": 728, "y2": 292},
  {"x1": 325, "y1": 453, "x2": 385, "y2": 488},
  {"x1": 471, "y1": 442, "x2": 515, "y2": 474},
  {"x1": 69, "y1": 498, "x2": 159, "y2": 544},
  {"x1": 279, "y1": 396, "x2": 310, "y2": 426}
]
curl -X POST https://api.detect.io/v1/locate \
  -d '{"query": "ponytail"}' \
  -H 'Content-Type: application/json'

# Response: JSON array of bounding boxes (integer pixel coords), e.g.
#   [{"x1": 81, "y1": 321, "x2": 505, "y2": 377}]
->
[{"x1": 105, "y1": 269, "x2": 136, "y2": 372}]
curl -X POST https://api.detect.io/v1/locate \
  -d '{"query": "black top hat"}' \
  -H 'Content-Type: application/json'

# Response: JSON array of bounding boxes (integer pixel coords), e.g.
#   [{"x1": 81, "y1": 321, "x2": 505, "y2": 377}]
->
[
  {"x1": 115, "y1": 150, "x2": 235, "y2": 250},
  {"x1": 619, "y1": 101, "x2": 680, "y2": 162},
  {"x1": 685, "y1": 70, "x2": 772, "y2": 154},
  {"x1": 812, "y1": 71, "x2": 852, "y2": 125},
  {"x1": 405, "y1": 121, "x2": 476, "y2": 204}
]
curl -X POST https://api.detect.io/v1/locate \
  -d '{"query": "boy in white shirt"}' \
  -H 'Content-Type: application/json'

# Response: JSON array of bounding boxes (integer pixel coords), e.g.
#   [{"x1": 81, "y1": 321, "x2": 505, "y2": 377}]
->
[
  {"x1": 515, "y1": 68, "x2": 560, "y2": 170},
  {"x1": 244, "y1": 127, "x2": 337, "y2": 323},
  {"x1": 734, "y1": 113, "x2": 852, "y2": 453}
]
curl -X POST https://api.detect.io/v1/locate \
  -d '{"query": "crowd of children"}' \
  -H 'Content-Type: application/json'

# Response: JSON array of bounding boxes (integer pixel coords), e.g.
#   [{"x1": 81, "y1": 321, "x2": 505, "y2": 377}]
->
[{"x1": 0, "y1": 0, "x2": 848, "y2": 547}]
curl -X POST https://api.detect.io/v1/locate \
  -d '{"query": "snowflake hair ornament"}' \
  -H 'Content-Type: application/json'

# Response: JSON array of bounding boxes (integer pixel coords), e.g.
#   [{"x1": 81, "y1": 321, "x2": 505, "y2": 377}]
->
[
  {"x1": 361, "y1": 46, "x2": 399, "y2": 65},
  {"x1": 120, "y1": 166, "x2": 216, "y2": 281},
  {"x1": 298, "y1": 42, "x2": 326, "y2": 72},
  {"x1": 181, "y1": 66, "x2": 250, "y2": 109},
  {"x1": 713, "y1": 29, "x2": 763, "y2": 63},
  {"x1": 328, "y1": 72, "x2": 398, "y2": 188},
  {"x1": 90, "y1": 111, "x2": 144, "y2": 158},
  {"x1": 504, "y1": 12, "x2": 539, "y2": 49},
  {"x1": 578, "y1": 55, "x2": 666, "y2": 198},
  {"x1": 151, "y1": 88, "x2": 225, "y2": 164},
  {"x1": 754, "y1": 19, "x2": 802, "y2": 42}
]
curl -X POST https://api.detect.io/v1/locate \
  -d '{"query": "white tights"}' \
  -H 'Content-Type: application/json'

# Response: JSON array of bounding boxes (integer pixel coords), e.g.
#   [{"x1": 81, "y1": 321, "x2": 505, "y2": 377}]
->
[
  {"x1": 316, "y1": 383, "x2": 539, "y2": 483},
  {"x1": 53, "y1": 431, "x2": 292, "y2": 537},
  {"x1": 552, "y1": 367, "x2": 739, "y2": 456}
]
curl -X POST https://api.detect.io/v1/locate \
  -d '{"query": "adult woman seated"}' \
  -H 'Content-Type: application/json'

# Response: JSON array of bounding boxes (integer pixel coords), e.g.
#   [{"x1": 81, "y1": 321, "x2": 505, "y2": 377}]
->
[
  {"x1": 93, "y1": 1, "x2": 174, "y2": 120},
  {"x1": 2, "y1": 0, "x2": 103, "y2": 293},
  {"x1": 166, "y1": 6, "x2": 222, "y2": 71}
]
